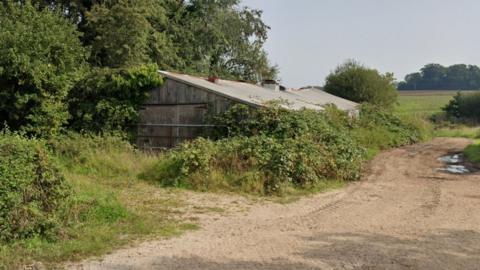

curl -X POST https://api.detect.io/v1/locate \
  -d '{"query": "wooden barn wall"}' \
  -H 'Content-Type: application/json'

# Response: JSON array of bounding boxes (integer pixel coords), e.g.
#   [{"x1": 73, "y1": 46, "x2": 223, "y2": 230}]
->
[{"x1": 137, "y1": 78, "x2": 237, "y2": 149}]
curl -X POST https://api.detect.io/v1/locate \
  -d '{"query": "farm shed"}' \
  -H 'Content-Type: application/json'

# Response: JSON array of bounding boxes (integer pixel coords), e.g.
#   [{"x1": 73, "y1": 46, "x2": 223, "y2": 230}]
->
[{"x1": 136, "y1": 71, "x2": 359, "y2": 149}]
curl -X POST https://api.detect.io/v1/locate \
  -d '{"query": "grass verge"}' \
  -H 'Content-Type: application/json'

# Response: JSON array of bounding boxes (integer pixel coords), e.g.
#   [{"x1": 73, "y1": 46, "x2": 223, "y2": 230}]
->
[
  {"x1": 465, "y1": 140, "x2": 480, "y2": 164},
  {"x1": 434, "y1": 126, "x2": 480, "y2": 139},
  {"x1": 0, "y1": 134, "x2": 197, "y2": 269}
]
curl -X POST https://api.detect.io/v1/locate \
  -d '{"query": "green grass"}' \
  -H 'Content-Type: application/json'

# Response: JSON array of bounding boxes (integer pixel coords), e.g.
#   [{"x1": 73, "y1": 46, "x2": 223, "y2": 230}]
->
[
  {"x1": 0, "y1": 134, "x2": 198, "y2": 269},
  {"x1": 434, "y1": 126, "x2": 480, "y2": 139},
  {"x1": 395, "y1": 93, "x2": 454, "y2": 117},
  {"x1": 396, "y1": 91, "x2": 480, "y2": 139},
  {"x1": 465, "y1": 140, "x2": 480, "y2": 164}
]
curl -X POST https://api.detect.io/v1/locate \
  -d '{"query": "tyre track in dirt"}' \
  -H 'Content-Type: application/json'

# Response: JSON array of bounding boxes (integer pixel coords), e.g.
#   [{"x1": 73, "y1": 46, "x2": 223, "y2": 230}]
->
[{"x1": 72, "y1": 138, "x2": 480, "y2": 270}]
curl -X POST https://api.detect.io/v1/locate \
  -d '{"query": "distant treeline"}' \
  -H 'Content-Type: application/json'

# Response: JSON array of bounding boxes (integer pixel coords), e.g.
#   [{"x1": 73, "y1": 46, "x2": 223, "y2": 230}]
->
[{"x1": 398, "y1": 64, "x2": 480, "y2": 90}]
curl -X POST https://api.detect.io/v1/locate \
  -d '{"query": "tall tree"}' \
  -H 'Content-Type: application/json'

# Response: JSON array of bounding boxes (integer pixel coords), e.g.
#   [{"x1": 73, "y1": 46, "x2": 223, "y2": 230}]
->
[
  {"x1": 420, "y1": 64, "x2": 447, "y2": 89},
  {"x1": 1, "y1": 0, "x2": 277, "y2": 137},
  {"x1": 324, "y1": 60, "x2": 397, "y2": 108},
  {"x1": 166, "y1": 0, "x2": 277, "y2": 81},
  {"x1": 0, "y1": 1, "x2": 87, "y2": 136},
  {"x1": 31, "y1": 0, "x2": 100, "y2": 21},
  {"x1": 85, "y1": 0, "x2": 178, "y2": 68},
  {"x1": 30, "y1": 0, "x2": 277, "y2": 81}
]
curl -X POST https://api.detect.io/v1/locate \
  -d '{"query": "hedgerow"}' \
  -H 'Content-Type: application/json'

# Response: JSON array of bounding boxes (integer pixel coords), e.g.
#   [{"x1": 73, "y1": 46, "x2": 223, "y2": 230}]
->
[{"x1": 142, "y1": 104, "x2": 430, "y2": 195}]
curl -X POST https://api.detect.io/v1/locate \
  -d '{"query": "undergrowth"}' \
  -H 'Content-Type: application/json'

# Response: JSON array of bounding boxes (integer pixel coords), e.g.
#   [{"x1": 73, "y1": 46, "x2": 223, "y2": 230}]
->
[
  {"x1": 0, "y1": 131, "x2": 70, "y2": 242},
  {"x1": 0, "y1": 133, "x2": 195, "y2": 269},
  {"x1": 1, "y1": 104, "x2": 432, "y2": 268},
  {"x1": 142, "y1": 104, "x2": 431, "y2": 195}
]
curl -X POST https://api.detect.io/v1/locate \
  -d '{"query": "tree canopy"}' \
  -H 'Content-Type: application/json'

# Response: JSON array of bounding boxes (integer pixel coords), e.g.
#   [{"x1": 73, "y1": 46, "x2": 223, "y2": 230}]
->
[
  {"x1": 30, "y1": 0, "x2": 278, "y2": 80},
  {"x1": 67, "y1": 65, "x2": 163, "y2": 133},
  {"x1": 398, "y1": 63, "x2": 480, "y2": 90},
  {"x1": 0, "y1": 0, "x2": 277, "y2": 136},
  {"x1": 324, "y1": 60, "x2": 398, "y2": 108},
  {"x1": 0, "y1": 2, "x2": 87, "y2": 136}
]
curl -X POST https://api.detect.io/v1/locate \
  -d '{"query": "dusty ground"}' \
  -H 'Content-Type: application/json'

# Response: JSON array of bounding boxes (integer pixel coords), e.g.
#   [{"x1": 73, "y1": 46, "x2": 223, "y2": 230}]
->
[{"x1": 73, "y1": 138, "x2": 480, "y2": 270}]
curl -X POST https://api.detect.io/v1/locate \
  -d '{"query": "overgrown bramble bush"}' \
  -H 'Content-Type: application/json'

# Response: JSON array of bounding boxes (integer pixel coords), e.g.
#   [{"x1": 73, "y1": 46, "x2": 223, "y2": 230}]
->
[
  {"x1": 143, "y1": 105, "x2": 367, "y2": 195},
  {"x1": 354, "y1": 104, "x2": 431, "y2": 149},
  {"x1": 0, "y1": 132, "x2": 70, "y2": 242},
  {"x1": 142, "y1": 103, "x2": 430, "y2": 195},
  {"x1": 141, "y1": 135, "x2": 357, "y2": 195},
  {"x1": 210, "y1": 102, "x2": 356, "y2": 142}
]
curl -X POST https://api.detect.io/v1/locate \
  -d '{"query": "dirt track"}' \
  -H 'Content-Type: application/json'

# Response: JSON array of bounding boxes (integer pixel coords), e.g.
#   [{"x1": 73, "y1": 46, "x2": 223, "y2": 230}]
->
[{"x1": 74, "y1": 138, "x2": 480, "y2": 270}]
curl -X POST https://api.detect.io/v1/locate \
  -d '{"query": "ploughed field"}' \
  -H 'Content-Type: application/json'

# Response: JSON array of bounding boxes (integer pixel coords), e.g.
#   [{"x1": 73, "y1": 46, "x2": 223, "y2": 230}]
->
[{"x1": 73, "y1": 138, "x2": 480, "y2": 270}]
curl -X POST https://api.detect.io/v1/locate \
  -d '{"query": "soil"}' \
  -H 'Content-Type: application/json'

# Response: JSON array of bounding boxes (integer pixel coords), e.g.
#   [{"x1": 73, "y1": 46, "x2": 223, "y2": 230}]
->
[{"x1": 72, "y1": 138, "x2": 480, "y2": 270}]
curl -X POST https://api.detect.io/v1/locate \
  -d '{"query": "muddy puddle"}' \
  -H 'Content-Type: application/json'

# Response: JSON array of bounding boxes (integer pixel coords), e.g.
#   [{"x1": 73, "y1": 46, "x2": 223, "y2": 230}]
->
[{"x1": 437, "y1": 153, "x2": 476, "y2": 174}]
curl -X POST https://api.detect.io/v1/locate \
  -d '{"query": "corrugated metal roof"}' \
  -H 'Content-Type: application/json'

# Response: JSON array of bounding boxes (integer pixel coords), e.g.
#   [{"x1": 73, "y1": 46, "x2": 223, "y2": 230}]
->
[
  {"x1": 159, "y1": 71, "x2": 359, "y2": 112},
  {"x1": 285, "y1": 88, "x2": 359, "y2": 111}
]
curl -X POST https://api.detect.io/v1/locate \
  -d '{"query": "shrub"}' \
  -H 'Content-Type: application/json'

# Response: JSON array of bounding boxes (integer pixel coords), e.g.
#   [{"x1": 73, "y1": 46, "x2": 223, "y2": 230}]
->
[
  {"x1": 355, "y1": 104, "x2": 431, "y2": 148},
  {"x1": 67, "y1": 64, "x2": 163, "y2": 134},
  {"x1": 324, "y1": 60, "x2": 398, "y2": 108},
  {"x1": 443, "y1": 92, "x2": 480, "y2": 122},
  {"x1": 0, "y1": 2, "x2": 87, "y2": 137},
  {"x1": 213, "y1": 104, "x2": 366, "y2": 178},
  {"x1": 143, "y1": 103, "x2": 428, "y2": 196},
  {"x1": 0, "y1": 132, "x2": 70, "y2": 242},
  {"x1": 211, "y1": 104, "x2": 353, "y2": 141},
  {"x1": 144, "y1": 105, "x2": 368, "y2": 195},
  {"x1": 141, "y1": 136, "x2": 346, "y2": 195}
]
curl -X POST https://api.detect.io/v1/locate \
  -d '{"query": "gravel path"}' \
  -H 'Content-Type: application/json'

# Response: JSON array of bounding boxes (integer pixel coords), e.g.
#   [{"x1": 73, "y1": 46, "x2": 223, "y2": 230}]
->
[{"x1": 73, "y1": 138, "x2": 480, "y2": 270}]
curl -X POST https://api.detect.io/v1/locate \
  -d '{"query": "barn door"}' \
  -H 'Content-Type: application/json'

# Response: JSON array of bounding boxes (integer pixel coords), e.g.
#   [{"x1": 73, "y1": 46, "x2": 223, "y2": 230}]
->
[{"x1": 137, "y1": 104, "x2": 209, "y2": 149}]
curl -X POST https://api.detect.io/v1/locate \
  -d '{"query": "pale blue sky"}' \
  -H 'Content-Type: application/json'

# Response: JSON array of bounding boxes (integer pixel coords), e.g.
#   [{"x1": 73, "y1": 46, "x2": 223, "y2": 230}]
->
[{"x1": 242, "y1": 0, "x2": 480, "y2": 87}]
